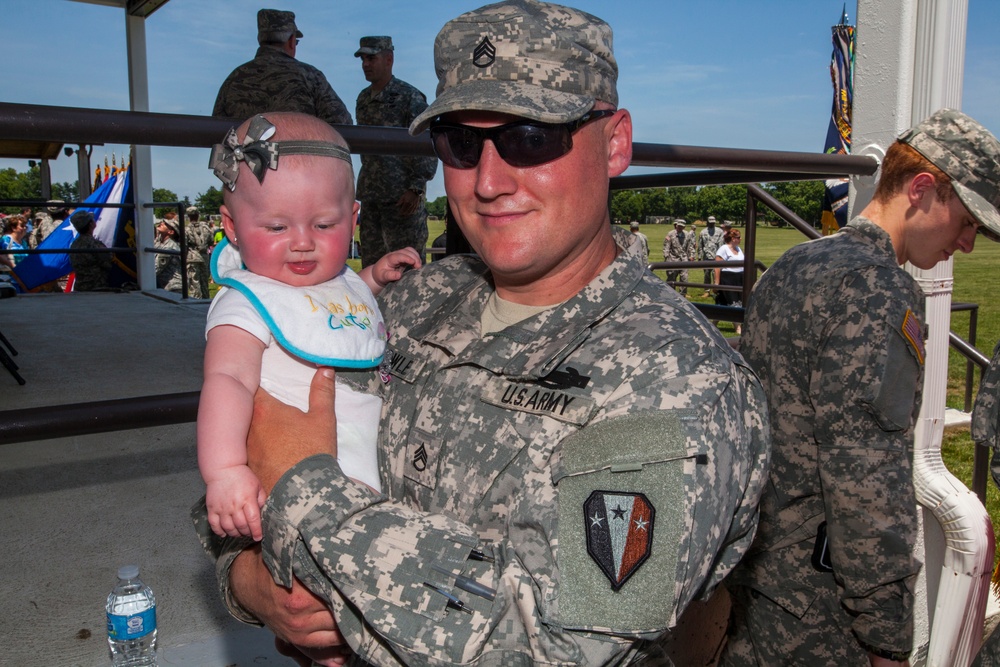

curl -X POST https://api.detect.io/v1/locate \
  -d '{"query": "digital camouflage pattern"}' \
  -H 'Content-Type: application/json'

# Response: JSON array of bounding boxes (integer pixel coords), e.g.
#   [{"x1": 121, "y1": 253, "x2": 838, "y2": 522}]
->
[
  {"x1": 973, "y1": 341, "x2": 1000, "y2": 495},
  {"x1": 356, "y1": 76, "x2": 438, "y2": 266},
  {"x1": 154, "y1": 236, "x2": 182, "y2": 292},
  {"x1": 723, "y1": 218, "x2": 925, "y2": 665},
  {"x1": 698, "y1": 225, "x2": 725, "y2": 285},
  {"x1": 195, "y1": 228, "x2": 770, "y2": 665},
  {"x1": 182, "y1": 217, "x2": 212, "y2": 299},
  {"x1": 410, "y1": 0, "x2": 618, "y2": 134},
  {"x1": 663, "y1": 226, "x2": 695, "y2": 294},
  {"x1": 213, "y1": 47, "x2": 353, "y2": 126},
  {"x1": 69, "y1": 233, "x2": 112, "y2": 291},
  {"x1": 898, "y1": 108, "x2": 1000, "y2": 242}
]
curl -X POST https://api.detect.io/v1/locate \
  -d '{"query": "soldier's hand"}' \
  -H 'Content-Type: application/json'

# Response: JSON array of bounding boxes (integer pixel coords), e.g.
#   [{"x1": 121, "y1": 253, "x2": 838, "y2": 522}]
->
[
  {"x1": 396, "y1": 190, "x2": 421, "y2": 216},
  {"x1": 231, "y1": 546, "x2": 346, "y2": 653},
  {"x1": 247, "y1": 368, "x2": 338, "y2": 494}
]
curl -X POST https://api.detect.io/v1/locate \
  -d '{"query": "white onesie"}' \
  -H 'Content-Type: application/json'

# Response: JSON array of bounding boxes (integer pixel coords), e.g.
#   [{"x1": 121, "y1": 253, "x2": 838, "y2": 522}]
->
[{"x1": 206, "y1": 240, "x2": 385, "y2": 491}]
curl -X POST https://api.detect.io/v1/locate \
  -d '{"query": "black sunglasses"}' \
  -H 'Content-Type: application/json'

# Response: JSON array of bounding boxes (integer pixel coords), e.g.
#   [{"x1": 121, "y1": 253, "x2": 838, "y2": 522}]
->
[{"x1": 429, "y1": 109, "x2": 617, "y2": 169}]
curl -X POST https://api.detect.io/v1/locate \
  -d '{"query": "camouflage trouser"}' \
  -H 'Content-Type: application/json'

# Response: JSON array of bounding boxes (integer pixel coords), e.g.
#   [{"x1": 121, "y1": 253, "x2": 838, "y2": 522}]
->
[
  {"x1": 973, "y1": 621, "x2": 1000, "y2": 666},
  {"x1": 720, "y1": 584, "x2": 871, "y2": 667},
  {"x1": 666, "y1": 268, "x2": 688, "y2": 295},
  {"x1": 358, "y1": 200, "x2": 428, "y2": 268},
  {"x1": 186, "y1": 261, "x2": 210, "y2": 299}
]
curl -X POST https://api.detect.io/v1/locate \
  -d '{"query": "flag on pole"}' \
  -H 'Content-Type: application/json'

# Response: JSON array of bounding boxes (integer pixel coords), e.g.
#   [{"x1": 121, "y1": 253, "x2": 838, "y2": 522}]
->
[
  {"x1": 13, "y1": 168, "x2": 132, "y2": 291},
  {"x1": 820, "y1": 6, "x2": 854, "y2": 235}
]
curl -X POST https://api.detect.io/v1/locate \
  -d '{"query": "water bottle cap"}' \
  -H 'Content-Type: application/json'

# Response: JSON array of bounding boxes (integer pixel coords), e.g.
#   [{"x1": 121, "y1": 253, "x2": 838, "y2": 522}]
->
[{"x1": 118, "y1": 565, "x2": 140, "y2": 580}]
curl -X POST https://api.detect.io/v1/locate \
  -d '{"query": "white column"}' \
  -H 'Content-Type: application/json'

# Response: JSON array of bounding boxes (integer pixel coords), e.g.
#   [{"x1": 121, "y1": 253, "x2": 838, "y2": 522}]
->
[{"x1": 125, "y1": 11, "x2": 156, "y2": 291}]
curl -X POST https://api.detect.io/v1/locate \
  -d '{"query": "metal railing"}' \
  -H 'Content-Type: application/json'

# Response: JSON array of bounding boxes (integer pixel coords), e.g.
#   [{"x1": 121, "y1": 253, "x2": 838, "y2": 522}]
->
[{"x1": 0, "y1": 102, "x2": 990, "y2": 504}]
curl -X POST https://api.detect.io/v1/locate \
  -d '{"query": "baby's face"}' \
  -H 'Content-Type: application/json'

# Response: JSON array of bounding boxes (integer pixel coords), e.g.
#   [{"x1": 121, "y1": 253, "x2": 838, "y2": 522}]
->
[{"x1": 223, "y1": 156, "x2": 358, "y2": 287}]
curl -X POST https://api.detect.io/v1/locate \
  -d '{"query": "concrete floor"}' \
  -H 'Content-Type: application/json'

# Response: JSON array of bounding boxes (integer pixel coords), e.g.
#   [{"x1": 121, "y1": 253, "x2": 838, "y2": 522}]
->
[
  {"x1": 1, "y1": 290, "x2": 994, "y2": 666},
  {"x1": 0, "y1": 291, "x2": 295, "y2": 666}
]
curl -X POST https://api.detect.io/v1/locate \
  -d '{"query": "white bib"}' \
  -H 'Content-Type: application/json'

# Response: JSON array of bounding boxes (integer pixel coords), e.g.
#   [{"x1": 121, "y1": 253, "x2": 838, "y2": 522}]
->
[{"x1": 211, "y1": 238, "x2": 386, "y2": 368}]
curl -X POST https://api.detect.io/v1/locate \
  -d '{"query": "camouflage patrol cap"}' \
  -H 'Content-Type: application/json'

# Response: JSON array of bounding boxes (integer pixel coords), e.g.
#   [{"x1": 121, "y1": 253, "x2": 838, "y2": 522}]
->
[
  {"x1": 257, "y1": 9, "x2": 302, "y2": 44},
  {"x1": 707, "y1": 215, "x2": 717, "y2": 223},
  {"x1": 899, "y1": 108, "x2": 1000, "y2": 242},
  {"x1": 158, "y1": 217, "x2": 179, "y2": 235},
  {"x1": 186, "y1": 206, "x2": 199, "y2": 215},
  {"x1": 409, "y1": 0, "x2": 618, "y2": 135},
  {"x1": 70, "y1": 210, "x2": 94, "y2": 233},
  {"x1": 354, "y1": 36, "x2": 394, "y2": 57}
]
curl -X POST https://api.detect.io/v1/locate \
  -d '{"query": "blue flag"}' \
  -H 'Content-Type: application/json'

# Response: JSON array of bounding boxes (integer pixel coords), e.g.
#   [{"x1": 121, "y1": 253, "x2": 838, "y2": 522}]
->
[
  {"x1": 820, "y1": 12, "x2": 854, "y2": 235},
  {"x1": 13, "y1": 174, "x2": 122, "y2": 291}
]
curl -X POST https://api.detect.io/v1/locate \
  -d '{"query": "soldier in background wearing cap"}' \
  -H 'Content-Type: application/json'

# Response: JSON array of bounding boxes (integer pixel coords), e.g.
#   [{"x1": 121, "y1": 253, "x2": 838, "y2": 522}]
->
[
  {"x1": 629, "y1": 220, "x2": 649, "y2": 259},
  {"x1": 698, "y1": 215, "x2": 725, "y2": 296},
  {"x1": 68, "y1": 210, "x2": 112, "y2": 291},
  {"x1": 154, "y1": 215, "x2": 182, "y2": 293},
  {"x1": 663, "y1": 218, "x2": 695, "y2": 294},
  {"x1": 206, "y1": 2, "x2": 768, "y2": 665},
  {"x1": 184, "y1": 206, "x2": 211, "y2": 298},
  {"x1": 722, "y1": 109, "x2": 1000, "y2": 667},
  {"x1": 29, "y1": 200, "x2": 68, "y2": 249},
  {"x1": 213, "y1": 9, "x2": 352, "y2": 127},
  {"x1": 354, "y1": 36, "x2": 438, "y2": 268}
]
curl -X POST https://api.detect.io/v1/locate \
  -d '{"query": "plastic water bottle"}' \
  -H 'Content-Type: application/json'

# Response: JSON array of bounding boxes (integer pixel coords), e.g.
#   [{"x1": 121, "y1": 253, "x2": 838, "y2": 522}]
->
[{"x1": 106, "y1": 565, "x2": 158, "y2": 666}]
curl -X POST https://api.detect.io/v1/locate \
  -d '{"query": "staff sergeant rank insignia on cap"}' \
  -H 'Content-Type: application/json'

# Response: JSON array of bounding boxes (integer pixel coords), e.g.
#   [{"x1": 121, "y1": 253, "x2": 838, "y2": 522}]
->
[
  {"x1": 585, "y1": 491, "x2": 655, "y2": 590},
  {"x1": 473, "y1": 36, "x2": 496, "y2": 67}
]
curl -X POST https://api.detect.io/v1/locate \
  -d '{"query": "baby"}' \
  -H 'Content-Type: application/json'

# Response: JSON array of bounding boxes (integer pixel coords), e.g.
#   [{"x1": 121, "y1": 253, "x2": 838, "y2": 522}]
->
[{"x1": 200, "y1": 112, "x2": 420, "y2": 542}]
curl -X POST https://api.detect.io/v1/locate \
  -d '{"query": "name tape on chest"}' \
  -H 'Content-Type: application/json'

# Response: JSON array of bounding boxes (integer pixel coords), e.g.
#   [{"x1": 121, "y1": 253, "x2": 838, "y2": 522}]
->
[{"x1": 481, "y1": 379, "x2": 595, "y2": 425}]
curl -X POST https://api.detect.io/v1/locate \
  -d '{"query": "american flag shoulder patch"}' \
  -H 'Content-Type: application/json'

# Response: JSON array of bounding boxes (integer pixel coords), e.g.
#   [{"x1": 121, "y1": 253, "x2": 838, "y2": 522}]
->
[{"x1": 901, "y1": 308, "x2": 925, "y2": 365}]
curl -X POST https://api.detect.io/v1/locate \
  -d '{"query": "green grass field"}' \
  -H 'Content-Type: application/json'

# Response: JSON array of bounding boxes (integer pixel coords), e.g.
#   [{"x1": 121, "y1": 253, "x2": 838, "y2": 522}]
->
[{"x1": 346, "y1": 219, "x2": 1000, "y2": 563}]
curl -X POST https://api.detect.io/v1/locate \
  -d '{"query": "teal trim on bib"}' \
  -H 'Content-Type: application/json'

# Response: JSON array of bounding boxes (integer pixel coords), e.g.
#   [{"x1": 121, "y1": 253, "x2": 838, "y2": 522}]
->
[{"x1": 211, "y1": 238, "x2": 386, "y2": 368}]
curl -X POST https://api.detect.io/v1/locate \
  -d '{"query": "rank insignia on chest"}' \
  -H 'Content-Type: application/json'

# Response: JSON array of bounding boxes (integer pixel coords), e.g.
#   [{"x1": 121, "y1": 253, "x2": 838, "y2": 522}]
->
[{"x1": 584, "y1": 491, "x2": 655, "y2": 590}]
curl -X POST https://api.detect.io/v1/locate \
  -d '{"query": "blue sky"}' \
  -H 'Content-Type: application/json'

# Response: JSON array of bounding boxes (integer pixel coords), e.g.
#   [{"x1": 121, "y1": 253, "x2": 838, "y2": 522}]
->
[{"x1": 4, "y1": 0, "x2": 1000, "y2": 202}]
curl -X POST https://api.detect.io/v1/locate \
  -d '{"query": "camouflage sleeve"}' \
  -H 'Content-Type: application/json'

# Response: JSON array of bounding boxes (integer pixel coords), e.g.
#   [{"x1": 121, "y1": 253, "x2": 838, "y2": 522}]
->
[
  {"x1": 972, "y1": 341, "x2": 1000, "y2": 490},
  {"x1": 254, "y1": 338, "x2": 767, "y2": 665},
  {"x1": 812, "y1": 286, "x2": 922, "y2": 654},
  {"x1": 190, "y1": 496, "x2": 262, "y2": 625},
  {"x1": 311, "y1": 71, "x2": 353, "y2": 126},
  {"x1": 401, "y1": 89, "x2": 438, "y2": 189}
]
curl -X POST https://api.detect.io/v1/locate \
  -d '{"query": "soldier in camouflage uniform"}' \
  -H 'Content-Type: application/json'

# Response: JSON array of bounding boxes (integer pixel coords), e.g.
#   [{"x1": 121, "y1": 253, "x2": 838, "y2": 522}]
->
[
  {"x1": 195, "y1": 2, "x2": 770, "y2": 665},
  {"x1": 29, "y1": 201, "x2": 68, "y2": 249},
  {"x1": 68, "y1": 210, "x2": 112, "y2": 291},
  {"x1": 354, "y1": 36, "x2": 438, "y2": 267},
  {"x1": 213, "y1": 9, "x2": 352, "y2": 126},
  {"x1": 971, "y1": 341, "x2": 1000, "y2": 667},
  {"x1": 183, "y1": 206, "x2": 211, "y2": 299},
  {"x1": 698, "y1": 216, "x2": 725, "y2": 295},
  {"x1": 722, "y1": 109, "x2": 1000, "y2": 667},
  {"x1": 154, "y1": 217, "x2": 183, "y2": 293},
  {"x1": 663, "y1": 219, "x2": 695, "y2": 294}
]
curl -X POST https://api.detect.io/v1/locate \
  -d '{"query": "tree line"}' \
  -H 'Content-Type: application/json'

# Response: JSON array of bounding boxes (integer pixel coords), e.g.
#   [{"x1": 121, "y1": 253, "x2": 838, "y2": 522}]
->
[
  {"x1": 428, "y1": 180, "x2": 827, "y2": 227},
  {"x1": 2, "y1": 164, "x2": 826, "y2": 228}
]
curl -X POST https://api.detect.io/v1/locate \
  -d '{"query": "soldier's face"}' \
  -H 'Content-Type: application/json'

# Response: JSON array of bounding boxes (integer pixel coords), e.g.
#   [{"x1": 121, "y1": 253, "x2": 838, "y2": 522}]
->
[
  {"x1": 442, "y1": 108, "x2": 632, "y2": 303},
  {"x1": 221, "y1": 158, "x2": 358, "y2": 287},
  {"x1": 360, "y1": 52, "x2": 393, "y2": 86},
  {"x1": 907, "y1": 186, "x2": 978, "y2": 269}
]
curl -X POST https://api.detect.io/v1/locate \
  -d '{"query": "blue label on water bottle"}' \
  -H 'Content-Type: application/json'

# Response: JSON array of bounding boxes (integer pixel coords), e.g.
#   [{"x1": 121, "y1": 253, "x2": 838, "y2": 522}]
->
[{"x1": 107, "y1": 607, "x2": 156, "y2": 640}]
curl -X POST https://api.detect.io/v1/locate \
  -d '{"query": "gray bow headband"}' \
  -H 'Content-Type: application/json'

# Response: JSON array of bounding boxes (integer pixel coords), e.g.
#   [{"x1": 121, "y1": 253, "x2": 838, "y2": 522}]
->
[{"x1": 209, "y1": 115, "x2": 352, "y2": 191}]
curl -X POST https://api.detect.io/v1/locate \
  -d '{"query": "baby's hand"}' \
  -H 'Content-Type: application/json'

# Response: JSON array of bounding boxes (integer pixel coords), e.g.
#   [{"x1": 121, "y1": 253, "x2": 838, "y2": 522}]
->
[
  {"x1": 205, "y1": 464, "x2": 267, "y2": 541},
  {"x1": 372, "y1": 247, "x2": 422, "y2": 287}
]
